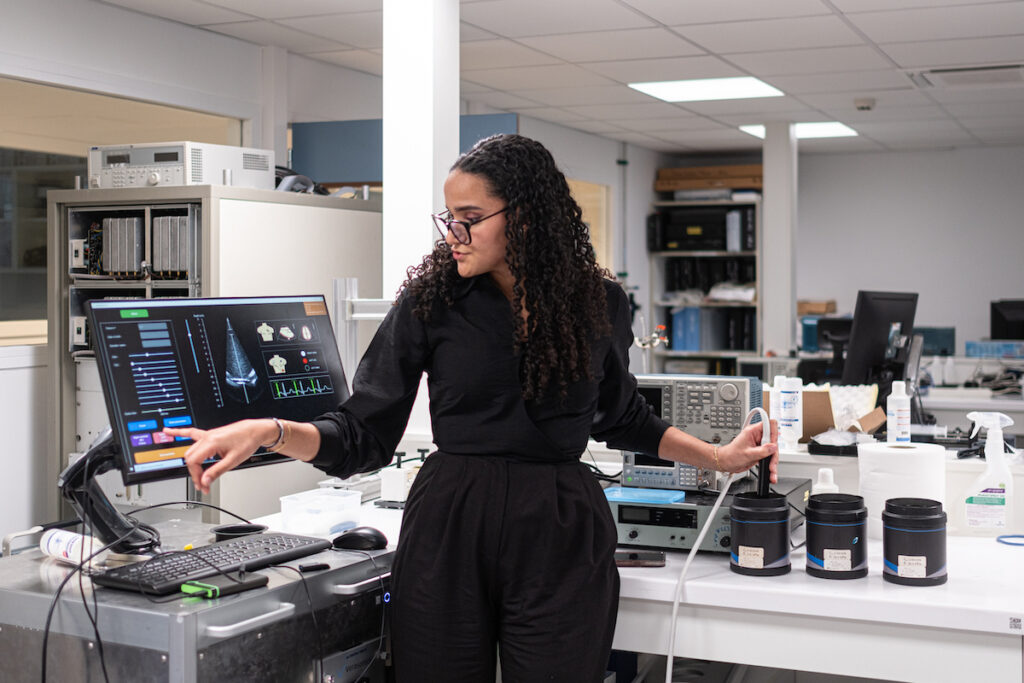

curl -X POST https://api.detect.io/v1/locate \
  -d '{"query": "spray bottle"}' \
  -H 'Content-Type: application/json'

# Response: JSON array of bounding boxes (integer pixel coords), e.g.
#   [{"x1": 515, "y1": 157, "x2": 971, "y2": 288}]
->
[{"x1": 963, "y1": 411, "x2": 1015, "y2": 535}]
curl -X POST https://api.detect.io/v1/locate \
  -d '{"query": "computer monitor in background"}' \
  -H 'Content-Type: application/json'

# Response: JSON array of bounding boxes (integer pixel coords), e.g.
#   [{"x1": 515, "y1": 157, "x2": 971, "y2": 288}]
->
[
  {"x1": 991, "y1": 300, "x2": 1024, "y2": 340},
  {"x1": 841, "y1": 291, "x2": 919, "y2": 404},
  {"x1": 60, "y1": 295, "x2": 350, "y2": 551}
]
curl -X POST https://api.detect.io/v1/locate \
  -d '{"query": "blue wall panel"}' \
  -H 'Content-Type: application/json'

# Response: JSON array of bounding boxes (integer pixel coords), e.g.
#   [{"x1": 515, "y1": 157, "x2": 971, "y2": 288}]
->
[{"x1": 291, "y1": 113, "x2": 518, "y2": 184}]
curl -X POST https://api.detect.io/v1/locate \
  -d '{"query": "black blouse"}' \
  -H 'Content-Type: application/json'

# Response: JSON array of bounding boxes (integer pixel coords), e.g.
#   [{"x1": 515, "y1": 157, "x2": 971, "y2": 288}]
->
[{"x1": 309, "y1": 275, "x2": 669, "y2": 478}]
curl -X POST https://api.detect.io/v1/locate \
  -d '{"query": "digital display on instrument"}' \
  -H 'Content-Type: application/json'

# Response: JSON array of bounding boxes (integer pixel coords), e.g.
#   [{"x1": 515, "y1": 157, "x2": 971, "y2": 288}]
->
[
  {"x1": 618, "y1": 505, "x2": 699, "y2": 529},
  {"x1": 633, "y1": 452, "x2": 671, "y2": 467},
  {"x1": 106, "y1": 153, "x2": 130, "y2": 165},
  {"x1": 154, "y1": 152, "x2": 179, "y2": 163},
  {"x1": 637, "y1": 386, "x2": 663, "y2": 413}
]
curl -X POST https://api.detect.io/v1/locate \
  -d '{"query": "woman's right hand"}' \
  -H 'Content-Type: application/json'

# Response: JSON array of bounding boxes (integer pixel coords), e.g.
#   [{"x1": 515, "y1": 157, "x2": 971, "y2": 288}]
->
[{"x1": 164, "y1": 418, "x2": 277, "y2": 494}]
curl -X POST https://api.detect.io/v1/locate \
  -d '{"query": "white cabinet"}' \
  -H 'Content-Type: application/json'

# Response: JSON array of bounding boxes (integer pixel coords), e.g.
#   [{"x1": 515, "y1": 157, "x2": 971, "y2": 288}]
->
[
  {"x1": 46, "y1": 186, "x2": 382, "y2": 522},
  {"x1": 647, "y1": 199, "x2": 762, "y2": 375}
]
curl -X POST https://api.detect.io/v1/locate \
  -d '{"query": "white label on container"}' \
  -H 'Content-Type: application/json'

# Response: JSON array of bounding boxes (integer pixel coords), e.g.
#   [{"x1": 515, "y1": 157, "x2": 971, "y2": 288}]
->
[
  {"x1": 738, "y1": 545, "x2": 764, "y2": 569},
  {"x1": 898, "y1": 555, "x2": 927, "y2": 578},
  {"x1": 824, "y1": 548, "x2": 852, "y2": 571}
]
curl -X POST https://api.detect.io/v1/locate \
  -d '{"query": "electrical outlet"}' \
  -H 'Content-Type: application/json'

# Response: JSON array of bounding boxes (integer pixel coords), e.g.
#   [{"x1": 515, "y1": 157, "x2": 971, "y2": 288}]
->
[
  {"x1": 72, "y1": 316, "x2": 88, "y2": 345},
  {"x1": 70, "y1": 239, "x2": 87, "y2": 268}
]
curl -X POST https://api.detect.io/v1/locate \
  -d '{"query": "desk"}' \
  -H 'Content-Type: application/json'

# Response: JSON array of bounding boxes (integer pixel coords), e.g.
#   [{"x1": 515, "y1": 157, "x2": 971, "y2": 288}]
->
[
  {"x1": 0, "y1": 519, "x2": 392, "y2": 682},
  {"x1": 614, "y1": 536, "x2": 1024, "y2": 683}
]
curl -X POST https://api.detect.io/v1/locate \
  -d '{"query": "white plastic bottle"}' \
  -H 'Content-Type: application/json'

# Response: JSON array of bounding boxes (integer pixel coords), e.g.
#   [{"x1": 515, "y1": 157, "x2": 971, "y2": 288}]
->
[
  {"x1": 778, "y1": 377, "x2": 803, "y2": 450},
  {"x1": 39, "y1": 529, "x2": 109, "y2": 567},
  {"x1": 811, "y1": 467, "x2": 840, "y2": 495},
  {"x1": 769, "y1": 375, "x2": 785, "y2": 423},
  {"x1": 943, "y1": 355, "x2": 956, "y2": 386},
  {"x1": 886, "y1": 381, "x2": 911, "y2": 444},
  {"x1": 963, "y1": 412, "x2": 1015, "y2": 535}
]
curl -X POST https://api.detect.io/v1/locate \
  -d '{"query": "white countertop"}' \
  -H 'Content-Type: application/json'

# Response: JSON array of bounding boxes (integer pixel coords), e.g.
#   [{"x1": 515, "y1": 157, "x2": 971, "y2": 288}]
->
[{"x1": 618, "y1": 535, "x2": 1024, "y2": 637}]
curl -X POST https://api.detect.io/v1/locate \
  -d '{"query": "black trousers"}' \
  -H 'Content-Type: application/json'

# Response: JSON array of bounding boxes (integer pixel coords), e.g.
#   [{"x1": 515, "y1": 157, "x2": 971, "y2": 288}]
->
[{"x1": 389, "y1": 453, "x2": 619, "y2": 682}]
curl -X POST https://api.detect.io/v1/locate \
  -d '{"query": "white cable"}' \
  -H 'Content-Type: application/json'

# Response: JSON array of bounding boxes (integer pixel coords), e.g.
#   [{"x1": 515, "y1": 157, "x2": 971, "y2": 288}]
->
[{"x1": 663, "y1": 407, "x2": 770, "y2": 683}]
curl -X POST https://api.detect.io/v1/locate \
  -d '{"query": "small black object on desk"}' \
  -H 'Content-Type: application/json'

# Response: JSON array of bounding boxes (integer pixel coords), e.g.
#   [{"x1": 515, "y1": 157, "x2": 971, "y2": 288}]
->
[{"x1": 332, "y1": 526, "x2": 388, "y2": 550}]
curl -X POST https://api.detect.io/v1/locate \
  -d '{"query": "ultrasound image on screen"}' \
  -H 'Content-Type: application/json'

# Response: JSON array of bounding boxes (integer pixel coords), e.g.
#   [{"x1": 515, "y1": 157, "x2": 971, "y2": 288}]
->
[{"x1": 88, "y1": 296, "x2": 350, "y2": 485}]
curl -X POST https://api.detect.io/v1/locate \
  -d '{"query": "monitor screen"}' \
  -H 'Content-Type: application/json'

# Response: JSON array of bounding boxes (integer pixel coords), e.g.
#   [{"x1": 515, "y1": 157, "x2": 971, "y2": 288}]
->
[
  {"x1": 991, "y1": 300, "x2": 1024, "y2": 340},
  {"x1": 87, "y1": 295, "x2": 350, "y2": 485},
  {"x1": 841, "y1": 291, "x2": 918, "y2": 388}
]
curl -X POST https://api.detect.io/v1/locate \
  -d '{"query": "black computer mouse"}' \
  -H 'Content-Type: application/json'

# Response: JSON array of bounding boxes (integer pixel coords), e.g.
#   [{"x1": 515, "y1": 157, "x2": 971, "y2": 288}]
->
[{"x1": 332, "y1": 526, "x2": 388, "y2": 550}]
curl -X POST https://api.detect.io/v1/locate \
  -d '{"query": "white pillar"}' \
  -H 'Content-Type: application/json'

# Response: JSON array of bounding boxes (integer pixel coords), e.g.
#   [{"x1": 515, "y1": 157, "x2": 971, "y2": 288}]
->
[
  {"x1": 382, "y1": 0, "x2": 460, "y2": 298},
  {"x1": 259, "y1": 46, "x2": 288, "y2": 162},
  {"x1": 761, "y1": 122, "x2": 798, "y2": 356}
]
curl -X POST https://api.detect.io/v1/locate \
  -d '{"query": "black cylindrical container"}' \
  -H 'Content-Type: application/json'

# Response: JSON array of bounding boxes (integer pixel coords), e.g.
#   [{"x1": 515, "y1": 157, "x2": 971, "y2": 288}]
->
[
  {"x1": 805, "y1": 493, "x2": 868, "y2": 579},
  {"x1": 882, "y1": 497, "x2": 947, "y2": 586},
  {"x1": 729, "y1": 492, "x2": 790, "y2": 576}
]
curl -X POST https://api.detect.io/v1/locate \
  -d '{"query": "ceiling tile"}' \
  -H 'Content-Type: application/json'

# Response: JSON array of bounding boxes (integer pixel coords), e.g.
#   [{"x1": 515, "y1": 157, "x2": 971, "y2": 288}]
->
[
  {"x1": 796, "y1": 89, "x2": 931, "y2": 110},
  {"x1": 852, "y1": 119, "x2": 972, "y2": 139},
  {"x1": 765, "y1": 69, "x2": 913, "y2": 95},
  {"x1": 512, "y1": 107, "x2": 588, "y2": 123},
  {"x1": 675, "y1": 16, "x2": 863, "y2": 54},
  {"x1": 461, "y1": 40, "x2": 561, "y2": 70},
  {"x1": 582, "y1": 55, "x2": 743, "y2": 83},
  {"x1": 461, "y1": 22, "x2": 497, "y2": 41},
  {"x1": 308, "y1": 49, "x2": 383, "y2": 76},
  {"x1": 831, "y1": 0, "x2": 1007, "y2": 11},
  {"x1": 202, "y1": 20, "x2": 348, "y2": 53},
  {"x1": 729, "y1": 46, "x2": 892, "y2": 76},
  {"x1": 880, "y1": 36, "x2": 1024, "y2": 70},
  {"x1": 714, "y1": 109, "x2": 829, "y2": 126},
  {"x1": 507, "y1": 85, "x2": 653, "y2": 107},
  {"x1": 102, "y1": 0, "x2": 251, "y2": 25},
  {"x1": 566, "y1": 120, "x2": 630, "y2": 134},
  {"x1": 943, "y1": 99, "x2": 1024, "y2": 118},
  {"x1": 601, "y1": 130, "x2": 670, "y2": 147},
  {"x1": 462, "y1": 64, "x2": 616, "y2": 90},
  {"x1": 464, "y1": 91, "x2": 546, "y2": 109},
  {"x1": 460, "y1": 0, "x2": 654, "y2": 37},
  {"x1": 825, "y1": 105, "x2": 953, "y2": 124},
  {"x1": 279, "y1": 11, "x2": 382, "y2": 49},
  {"x1": 460, "y1": 80, "x2": 494, "y2": 94},
  {"x1": 846, "y1": 4, "x2": 1024, "y2": 44},
  {"x1": 958, "y1": 116, "x2": 1024, "y2": 132},
  {"x1": 561, "y1": 101, "x2": 691, "y2": 119},
  {"x1": 605, "y1": 116, "x2": 722, "y2": 133},
  {"x1": 203, "y1": 0, "x2": 379, "y2": 20},
  {"x1": 620, "y1": 0, "x2": 831, "y2": 25},
  {"x1": 519, "y1": 28, "x2": 704, "y2": 63},
  {"x1": 679, "y1": 96, "x2": 810, "y2": 116}
]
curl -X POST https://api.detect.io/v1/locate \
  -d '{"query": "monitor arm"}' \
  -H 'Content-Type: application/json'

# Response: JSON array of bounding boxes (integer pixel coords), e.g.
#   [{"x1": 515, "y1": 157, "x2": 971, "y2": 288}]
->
[{"x1": 57, "y1": 430, "x2": 160, "y2": 555}]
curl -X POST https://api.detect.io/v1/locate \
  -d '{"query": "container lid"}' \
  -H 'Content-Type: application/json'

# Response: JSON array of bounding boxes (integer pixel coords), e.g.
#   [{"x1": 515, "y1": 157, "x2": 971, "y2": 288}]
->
[
  {"x1": 808, "y1": 493, "x2": 865, "y2": 512},
  {"x1": 732, "y1": 491, "x2": 789, "y2": 510},
  {"x1": 883, "y1": 497, "x2": 946, "y2": 526}
]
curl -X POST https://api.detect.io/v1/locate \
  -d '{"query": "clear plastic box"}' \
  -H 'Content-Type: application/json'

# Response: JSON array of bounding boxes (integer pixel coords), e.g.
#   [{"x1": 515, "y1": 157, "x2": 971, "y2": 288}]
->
[{"x1": 279, "y1": 488, "x2": 361, "y2": 536}]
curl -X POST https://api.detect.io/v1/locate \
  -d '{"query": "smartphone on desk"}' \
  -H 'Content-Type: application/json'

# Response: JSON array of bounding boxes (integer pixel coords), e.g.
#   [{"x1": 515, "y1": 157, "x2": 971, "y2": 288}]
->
[{"x1": 614, "y1": 550, "x2": 666, "y2": 567}]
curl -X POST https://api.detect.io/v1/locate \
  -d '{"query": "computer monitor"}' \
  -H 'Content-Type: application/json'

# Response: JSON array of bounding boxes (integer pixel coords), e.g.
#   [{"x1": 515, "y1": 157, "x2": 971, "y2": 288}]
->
[
  {"x1": 58, "y1": 295, "x2": 350, "y2": 552},
  {"x1": 88, "y1": 295, "x2": 350, "y2": 485},
  {"x1": 841, "y1": 291, "x2": 919, "y2": 397},
  {"x1": 991, "y1": 300, "x2": 1024, "y2": 340}
]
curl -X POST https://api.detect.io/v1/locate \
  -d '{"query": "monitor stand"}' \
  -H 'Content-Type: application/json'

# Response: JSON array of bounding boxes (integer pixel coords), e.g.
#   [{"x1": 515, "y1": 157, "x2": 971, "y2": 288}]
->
[{"x1": 57, "y1": 431, "x2": 160, "y2": 555}]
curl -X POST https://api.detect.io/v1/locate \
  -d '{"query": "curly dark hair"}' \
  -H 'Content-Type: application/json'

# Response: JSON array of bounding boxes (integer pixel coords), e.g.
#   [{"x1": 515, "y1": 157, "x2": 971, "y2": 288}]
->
[{"x1": 401, "y1": 134, "x2": 614, "y2": 400}]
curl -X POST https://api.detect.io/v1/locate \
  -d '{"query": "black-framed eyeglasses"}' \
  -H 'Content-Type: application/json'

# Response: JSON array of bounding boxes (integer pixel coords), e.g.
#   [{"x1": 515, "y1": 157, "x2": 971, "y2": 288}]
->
[{"x1": 432, "y1": 207, "x2": 507, "y2": 245}]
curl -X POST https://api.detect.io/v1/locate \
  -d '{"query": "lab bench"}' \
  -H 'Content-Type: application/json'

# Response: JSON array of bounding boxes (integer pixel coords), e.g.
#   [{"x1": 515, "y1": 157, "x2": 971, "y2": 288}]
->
[{"x1": 0, "y1": 519, "x2": 392, "y2": 683}]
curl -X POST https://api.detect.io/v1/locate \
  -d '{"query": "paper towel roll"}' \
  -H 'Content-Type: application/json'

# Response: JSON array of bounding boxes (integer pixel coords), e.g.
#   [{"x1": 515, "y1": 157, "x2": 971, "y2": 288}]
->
[{"x1": 858, "y1": 441, "x2": 946, "y2": 540}]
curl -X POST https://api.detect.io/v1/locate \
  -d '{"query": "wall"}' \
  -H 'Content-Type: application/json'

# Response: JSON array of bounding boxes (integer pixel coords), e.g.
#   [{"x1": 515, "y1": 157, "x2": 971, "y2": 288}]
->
[
  {"x1": 797, "y1": 145, "x2": 1024, "y2": 351},
  {"x1": 0, "y1": 345, "x2": 48, "y2": 541}
]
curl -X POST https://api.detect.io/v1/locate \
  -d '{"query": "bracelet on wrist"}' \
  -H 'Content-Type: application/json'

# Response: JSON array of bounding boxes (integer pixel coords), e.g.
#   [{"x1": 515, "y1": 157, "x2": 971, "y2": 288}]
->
[
  {"x1": 263, "y1": 417, "x2": 285, "y2": 451},
  {"x1": 712, "y1": 444, "x2": 721, "y2": 472}
]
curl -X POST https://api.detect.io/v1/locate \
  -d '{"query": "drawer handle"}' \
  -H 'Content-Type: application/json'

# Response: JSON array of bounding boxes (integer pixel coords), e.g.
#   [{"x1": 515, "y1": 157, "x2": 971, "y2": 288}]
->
[
  {"x1": 332, "y1": 572, "x2": 391, "y2": 596},
  {"x1": 202, "y1": 602, "x2": 295, "y2": 639}
]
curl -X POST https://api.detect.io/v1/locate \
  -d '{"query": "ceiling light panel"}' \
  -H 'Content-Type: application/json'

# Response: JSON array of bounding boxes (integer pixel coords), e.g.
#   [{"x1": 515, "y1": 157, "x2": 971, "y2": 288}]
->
[
  {"x1": 740, "y1": 122, "x2": 858, "y2": 138},
  {"x1": 629, "y1": 76, "x2": 783, "y2": 102}
]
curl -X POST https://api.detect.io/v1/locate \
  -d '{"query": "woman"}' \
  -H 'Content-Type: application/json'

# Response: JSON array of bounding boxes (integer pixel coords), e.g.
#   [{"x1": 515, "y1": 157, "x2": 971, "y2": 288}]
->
[{"x1": 168, "y1": 134, "x2": 778, "y2": 682}]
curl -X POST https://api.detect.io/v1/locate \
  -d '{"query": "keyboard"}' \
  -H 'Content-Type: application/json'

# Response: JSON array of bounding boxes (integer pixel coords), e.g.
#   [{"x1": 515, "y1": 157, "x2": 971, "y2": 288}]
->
[{"x1": 92, "y1": 532, "x2": 333, "y2": 595}]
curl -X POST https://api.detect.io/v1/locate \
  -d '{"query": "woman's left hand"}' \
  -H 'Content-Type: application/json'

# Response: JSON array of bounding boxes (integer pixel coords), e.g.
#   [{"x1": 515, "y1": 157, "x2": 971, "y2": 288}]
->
[{"x1": 715, "y1": 418, "x2": 779, "y2": 483}]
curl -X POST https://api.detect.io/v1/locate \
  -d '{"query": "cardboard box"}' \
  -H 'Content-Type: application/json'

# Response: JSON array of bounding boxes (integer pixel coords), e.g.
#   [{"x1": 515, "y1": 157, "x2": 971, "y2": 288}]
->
[
  {"x1": 797, "y1": 299, "x2": 837, "y2": 316},
  {"x1": 654, "y1": 176, "x2": 763, "y2": 192},
  {"x1": 764, "y1": 388, "x2": 884, "y2": 443},
  {"x1": 657, "y1": 164, "x2": 763, "y2": 180}
]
